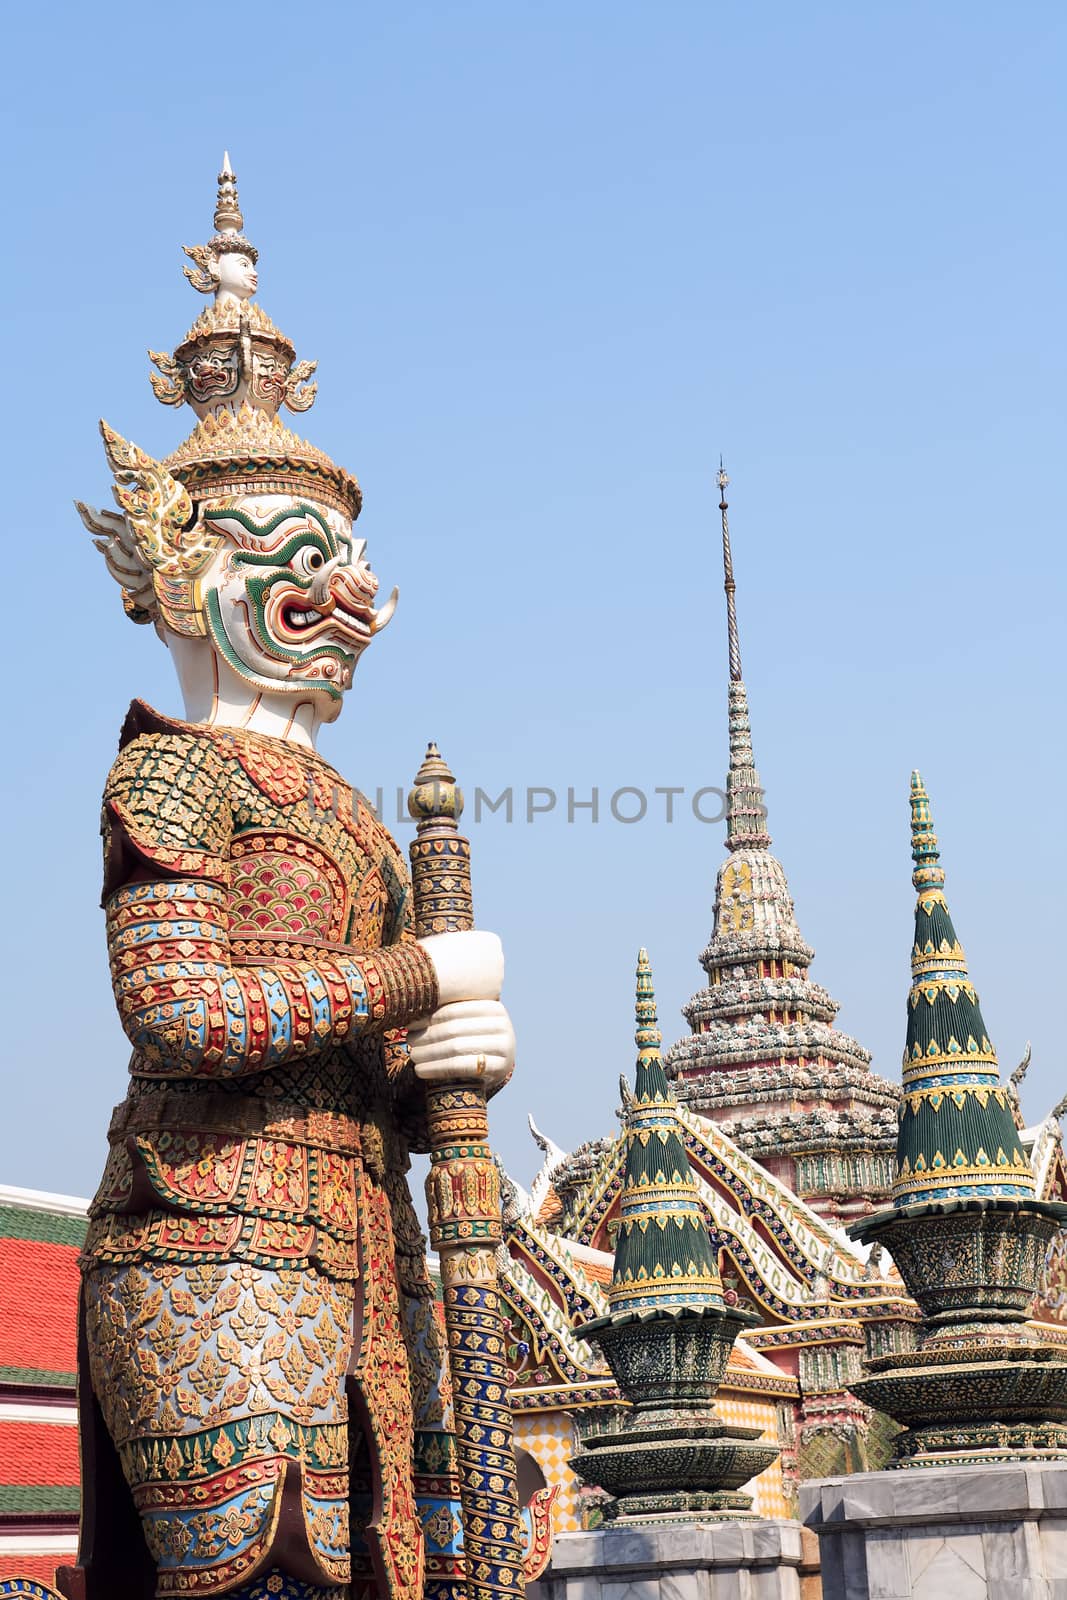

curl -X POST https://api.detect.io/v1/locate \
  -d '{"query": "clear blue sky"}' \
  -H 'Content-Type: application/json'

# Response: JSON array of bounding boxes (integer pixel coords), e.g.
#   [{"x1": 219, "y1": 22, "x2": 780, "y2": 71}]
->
[{"x1": 1, "y1": 3, "x2": 1064, "y2": 1203}]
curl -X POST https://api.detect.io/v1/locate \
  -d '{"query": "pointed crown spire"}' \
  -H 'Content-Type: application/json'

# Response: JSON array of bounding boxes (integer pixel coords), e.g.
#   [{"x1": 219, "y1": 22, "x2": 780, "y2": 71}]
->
[
  {"x1": 718, "y1": 464, "x2": 771, "y2": 853},
  {"x1": 893, "y1": 773, "x2": 1034, "y2": 1206},
  {"x1": 204, "y1": 150, "x2": 257, "y2": 261},
  {"x1": 213, "y1": 151, "x2": 246, "y2": 238},
  {"x1": 137, "y1": 157, "x2": 355, "y2": 517},
  {"x1": 607, "y1": 951, "x2": 724, "y2": 1317}
]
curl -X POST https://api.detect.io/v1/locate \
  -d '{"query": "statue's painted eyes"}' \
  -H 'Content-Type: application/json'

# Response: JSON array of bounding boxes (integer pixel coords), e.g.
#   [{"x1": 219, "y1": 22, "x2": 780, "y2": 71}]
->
[{"x1": 290, "y1": 545, "x2": 328, "y2": 579}]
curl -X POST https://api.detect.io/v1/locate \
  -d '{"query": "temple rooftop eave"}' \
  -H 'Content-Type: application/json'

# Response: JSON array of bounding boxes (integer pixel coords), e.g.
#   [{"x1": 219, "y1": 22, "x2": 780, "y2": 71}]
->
[
  {"x1": 717, "y1": 1110, "x2": 898, "y2": 1153},
  {"x1": 667, "y1": 1023, "x2": 876, "y2": 1077},
  {"x1": 667, "y1": 1058, "x2": 898, "y2": 1109},
  {"x1": 682, "y1": 976, "x2": 841, "y2": 1027},
  {"x1": 699, "y1": 932, "x2": 816, "y2": 969}
]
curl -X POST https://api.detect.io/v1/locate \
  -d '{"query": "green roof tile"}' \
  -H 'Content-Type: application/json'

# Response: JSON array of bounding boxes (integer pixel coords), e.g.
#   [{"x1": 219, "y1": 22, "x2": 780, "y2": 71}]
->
[
  {"x1": 0, "y1": 1484, "x2": 80, "y2": 1514},
  {"x1": 0, "y1": 1366, "x2": 78, "y2": 1389},
  {"x1": 0, "y1": 1207, "x2": 86, "y2": 1249}
]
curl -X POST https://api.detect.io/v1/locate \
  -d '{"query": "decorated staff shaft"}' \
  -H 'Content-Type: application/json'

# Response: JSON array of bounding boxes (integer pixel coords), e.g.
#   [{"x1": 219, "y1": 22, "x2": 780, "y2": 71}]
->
[{"x1": 408, "y1": 744, "x2": 526, "y2": 1600}]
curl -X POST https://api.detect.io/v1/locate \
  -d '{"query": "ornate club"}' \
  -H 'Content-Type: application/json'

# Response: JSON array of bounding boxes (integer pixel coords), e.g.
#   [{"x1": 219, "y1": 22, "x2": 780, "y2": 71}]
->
[{"x1": 407, "y1": 744, "x2": 525, "y2": 1600}]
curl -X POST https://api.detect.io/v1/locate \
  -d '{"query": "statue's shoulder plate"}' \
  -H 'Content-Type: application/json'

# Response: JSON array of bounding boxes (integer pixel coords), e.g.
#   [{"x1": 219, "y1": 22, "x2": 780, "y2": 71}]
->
[{"x1": 102, "y1": 700, "x2": 233, "y2": 895}]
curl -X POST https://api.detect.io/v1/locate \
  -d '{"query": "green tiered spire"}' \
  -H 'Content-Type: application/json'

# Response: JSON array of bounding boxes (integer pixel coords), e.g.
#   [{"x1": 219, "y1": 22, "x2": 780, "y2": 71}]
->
[
  {"x1": 609, "y1": 950, "x2": 725, "y2": 1316},
  {"x1": 893, "y1": 773, "x2": 1033, "y2": 1206},
  {"x1": 570, "y1": 952, "x2": 777, "y2": 1518}
]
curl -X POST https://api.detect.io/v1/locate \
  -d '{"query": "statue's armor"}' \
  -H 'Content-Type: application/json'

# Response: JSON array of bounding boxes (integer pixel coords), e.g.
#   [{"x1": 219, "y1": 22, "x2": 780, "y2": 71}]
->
[{"x1": 81, "y1": 701, "x2": 447, "y2": 1600}]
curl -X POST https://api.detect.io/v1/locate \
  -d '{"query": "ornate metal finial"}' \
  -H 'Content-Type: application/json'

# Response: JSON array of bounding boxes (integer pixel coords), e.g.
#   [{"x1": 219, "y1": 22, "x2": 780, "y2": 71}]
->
[
  {"x1": 407, "y1": 743, "x2": 472, "y2": 934},
  {"x1": 408, "y1": 741, "x2": 464, "y2": 824},
  {"x1": 214, "y1": 151, "x2": 244, "y2": 235},
  {"x1": 719, "y1": 458, "x2": 742, "y2": 684},
  {"x1": 717, "y1": 463, "x2": 771, "y2": 853},
  {"x1": 909, "y1": 770, "x2": 945, "y2": 892}
]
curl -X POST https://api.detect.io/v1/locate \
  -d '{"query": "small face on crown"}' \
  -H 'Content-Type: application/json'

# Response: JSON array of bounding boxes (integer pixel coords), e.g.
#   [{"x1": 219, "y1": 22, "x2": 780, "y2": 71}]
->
[
  {"x1": 199, "y1": 495, "x2": 396, "y2": 719},
  {"x1": 215, "y1": 248, "x2": 258, "y2": 305}
]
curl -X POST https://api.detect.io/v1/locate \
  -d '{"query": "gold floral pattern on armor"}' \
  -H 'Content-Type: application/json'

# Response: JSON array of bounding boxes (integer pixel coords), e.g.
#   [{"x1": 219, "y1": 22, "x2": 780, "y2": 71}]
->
[{"x1": 84, "y1": 1261, "x2": 353, "y2": 1447}]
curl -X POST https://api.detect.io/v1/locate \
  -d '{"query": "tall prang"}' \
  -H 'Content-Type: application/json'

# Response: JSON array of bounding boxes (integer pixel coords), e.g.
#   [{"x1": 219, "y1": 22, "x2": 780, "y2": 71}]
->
[{"x1": 665, "y1": 469, "x2": 899, "y2": 1222}]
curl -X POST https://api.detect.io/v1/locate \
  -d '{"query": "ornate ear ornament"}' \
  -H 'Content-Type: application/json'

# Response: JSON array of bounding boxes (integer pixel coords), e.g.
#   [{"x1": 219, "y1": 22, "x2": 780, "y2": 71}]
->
[
  {"x1": 182, "y1": 241, "x2": 221, "y2": 296},
  {"x1": 76, "y1": 422, "x2": 223, "y2": 636},
  {"x1": 147, "y1": 347, "x2": 187, "y2": 407}
]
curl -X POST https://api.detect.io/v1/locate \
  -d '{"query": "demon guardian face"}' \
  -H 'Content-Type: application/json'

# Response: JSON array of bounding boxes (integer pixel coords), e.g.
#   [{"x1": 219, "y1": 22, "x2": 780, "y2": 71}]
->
[
  {"x1": 200, "y1": 497, "x2": 396, "y2": 706},
  {"x1": 78, "y1": 427, "x2": 397, "y2": 727}
]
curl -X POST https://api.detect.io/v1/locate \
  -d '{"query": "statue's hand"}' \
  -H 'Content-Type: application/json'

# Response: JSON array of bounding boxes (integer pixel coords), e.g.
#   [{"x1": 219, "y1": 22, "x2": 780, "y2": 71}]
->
[
  {"x1": 420, "y1": 930, "x2": 504, "y2": 1006},
  {"x1": 406, "y1": 999, "x2": 515, "y2": 1091}
]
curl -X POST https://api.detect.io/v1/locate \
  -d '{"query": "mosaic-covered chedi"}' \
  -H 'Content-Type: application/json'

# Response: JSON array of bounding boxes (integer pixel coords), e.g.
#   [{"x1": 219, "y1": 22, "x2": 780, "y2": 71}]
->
[
  {"x1": 31, "y1": 157, "x2": 525, "y2": 1600},
  {"x1": 849, "y1": 775, "x2": 1067, "y2": 1466},
  {"x1": 570, "y1": 951, "x2": 779, "y2": 1522}
]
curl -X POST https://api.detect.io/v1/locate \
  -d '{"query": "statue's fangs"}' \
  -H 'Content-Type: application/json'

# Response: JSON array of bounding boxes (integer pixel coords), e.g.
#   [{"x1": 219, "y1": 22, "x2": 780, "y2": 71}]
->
[{"x1": 64, "y1": 156, "x2": 519, "y2": 1600}]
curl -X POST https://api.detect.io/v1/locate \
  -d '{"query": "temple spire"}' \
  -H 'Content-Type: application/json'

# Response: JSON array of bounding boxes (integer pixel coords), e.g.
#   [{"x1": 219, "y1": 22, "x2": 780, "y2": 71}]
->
[
  {"x1": 720, "y1": 460, "x2": 743, "y2": 683},
  {"x1": 571, "y1": 952, "x2": 775, "y2": 1520},
  {"x1": 893, "y1": 772, "x2": 1034, "y2": 1206},
  {"x1": 718, "y1": 465, "x2": 771, "y2": 852},
  {"x1": 607, "y1": 951, "x2": 724, "y2": 1317}
]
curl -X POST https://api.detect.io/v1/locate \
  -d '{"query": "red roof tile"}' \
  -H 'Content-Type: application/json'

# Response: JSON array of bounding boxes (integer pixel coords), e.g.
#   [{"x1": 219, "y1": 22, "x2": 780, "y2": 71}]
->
[
  {"x1": 0, "y1": 1241, "x2": 81, "y2": 1378},
  {"x1": 0, "y1": 1420, "x2": 80, "y2": 1489},
  {"x1": 0, "y1": 1553, "x2": 69, "y2": 1580}
]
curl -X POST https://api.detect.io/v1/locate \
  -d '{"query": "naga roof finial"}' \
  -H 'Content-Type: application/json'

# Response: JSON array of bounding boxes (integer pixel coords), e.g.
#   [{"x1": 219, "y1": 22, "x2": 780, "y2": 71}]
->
[{"x1": 718, "y1": 463, "x2": 771, "y2": 853}]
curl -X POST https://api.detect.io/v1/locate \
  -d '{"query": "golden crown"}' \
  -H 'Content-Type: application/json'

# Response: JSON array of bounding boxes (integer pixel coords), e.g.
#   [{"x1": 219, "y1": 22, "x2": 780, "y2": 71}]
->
[{"x1": 146, "y1": 155, "x2": 361, "y2": 522}]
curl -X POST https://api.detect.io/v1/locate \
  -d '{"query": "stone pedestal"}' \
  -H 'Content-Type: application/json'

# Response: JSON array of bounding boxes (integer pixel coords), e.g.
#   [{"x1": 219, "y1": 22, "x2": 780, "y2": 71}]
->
[
  {"x1": 800, "y1": 1461, "x2": 1067, "y2": 1599},
  {"x1": 530, "y1": 1520, "x2": 821, "y2": 1600}
]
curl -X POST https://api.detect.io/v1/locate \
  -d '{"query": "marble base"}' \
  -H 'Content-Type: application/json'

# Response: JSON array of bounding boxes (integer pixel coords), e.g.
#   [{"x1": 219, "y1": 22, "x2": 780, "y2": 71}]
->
[
  {"x1": 530, "y1": 1520, "x2": 821, "y2": 1600},
  {"x1": 801, "y1": 1460, "x2": 1067, "y2": 1599}
]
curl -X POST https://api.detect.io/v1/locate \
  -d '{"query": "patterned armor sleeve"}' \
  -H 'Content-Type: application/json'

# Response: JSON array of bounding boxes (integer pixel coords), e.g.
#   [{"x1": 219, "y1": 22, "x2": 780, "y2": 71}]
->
[{"x1": 103, "y1": 730, "x2": 438, "y2": 1079}]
